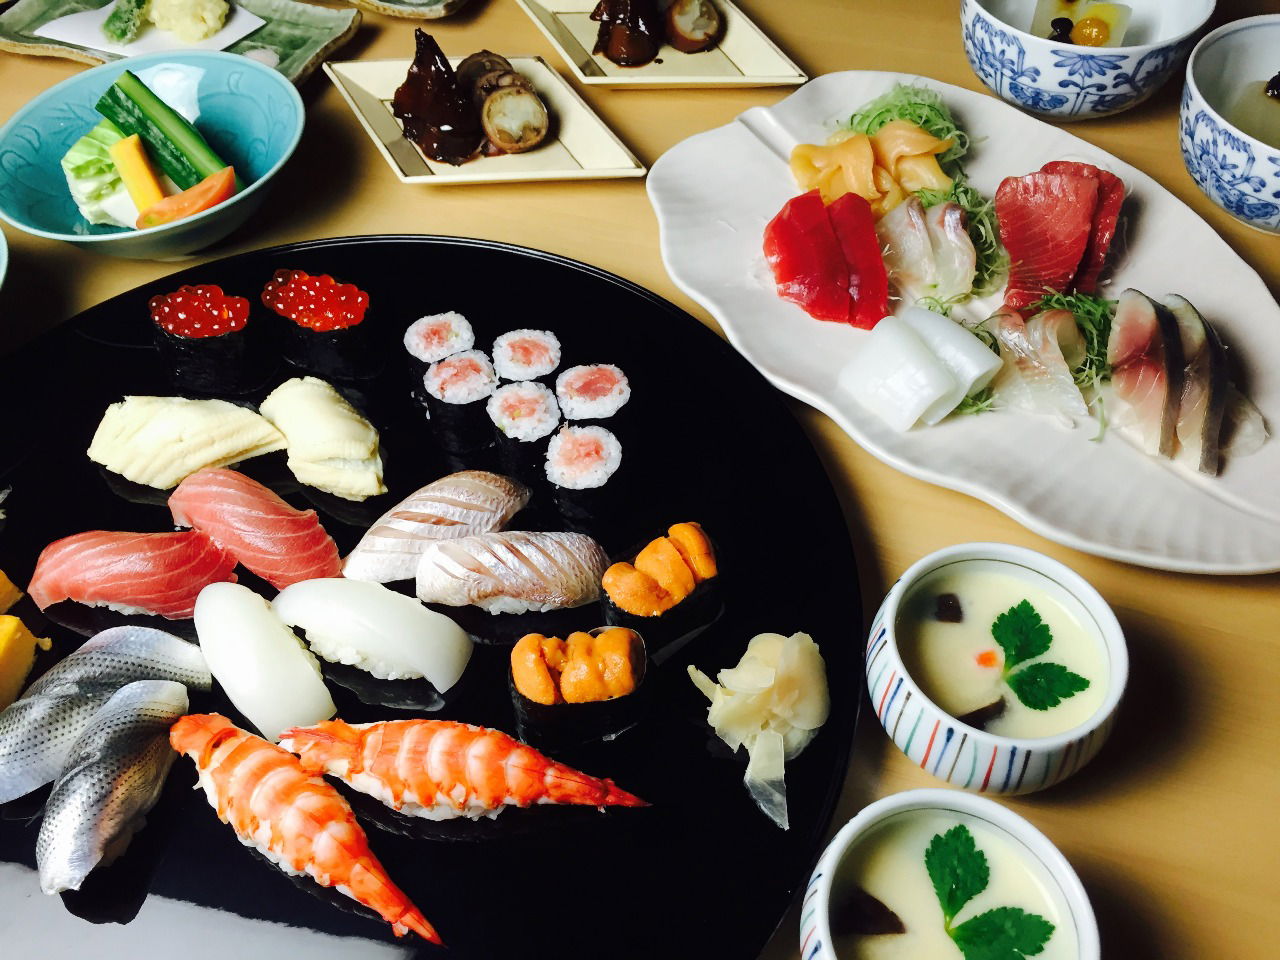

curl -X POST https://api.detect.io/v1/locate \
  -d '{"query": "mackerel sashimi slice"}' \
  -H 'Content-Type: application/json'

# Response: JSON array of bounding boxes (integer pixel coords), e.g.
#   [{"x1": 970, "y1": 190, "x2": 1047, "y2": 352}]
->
[
  {"x1": 28, "y1": 531, "x2": 237, "y2": 619},
  {"x1": 1165, "y1": 294, "x2": 1229, "y2": 475},
  {"x1": 763, "y1": 189, "x2": 851, "y2": 323},
  {"x1": 1107, "y1": 289, "x2": 1185, "y2": 458},
  {"x1": 169, "y1": 468, "x2": 342, "y2": 590},
  {"x1": 1040, "y1": 161, "x2": 1124, "y2": 294},
  {"x1": 996, "y1": 172, "x2": 1099, "y2": 310}
]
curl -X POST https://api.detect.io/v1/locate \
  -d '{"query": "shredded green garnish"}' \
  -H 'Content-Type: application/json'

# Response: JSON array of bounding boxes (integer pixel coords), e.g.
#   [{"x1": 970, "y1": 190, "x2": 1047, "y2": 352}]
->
[
  {"x1": 955, "y1": 388, "x2": 996, "y2": 415},
  {"x1": 916, "y1": 181, "x2": 1009, "y2": 299},
  {"x1": 849, "y1": 83, "x2": 969, "y2": 169}
]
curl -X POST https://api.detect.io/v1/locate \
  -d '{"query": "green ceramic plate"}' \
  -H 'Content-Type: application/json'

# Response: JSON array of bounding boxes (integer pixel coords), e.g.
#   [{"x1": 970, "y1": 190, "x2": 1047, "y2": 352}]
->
[
  {"x1": 0, "y1": 0, "x2": 359, "y2": 83},
  {"x1": 347, "y1": 0, "x2": 467, "y2": 20}
]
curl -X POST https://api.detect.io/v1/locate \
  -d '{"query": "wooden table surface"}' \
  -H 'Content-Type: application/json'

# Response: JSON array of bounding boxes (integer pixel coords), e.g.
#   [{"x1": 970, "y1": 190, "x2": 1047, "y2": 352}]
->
[{"x1": 2, "y1": 1, "x2": 1277, "y2": 957}]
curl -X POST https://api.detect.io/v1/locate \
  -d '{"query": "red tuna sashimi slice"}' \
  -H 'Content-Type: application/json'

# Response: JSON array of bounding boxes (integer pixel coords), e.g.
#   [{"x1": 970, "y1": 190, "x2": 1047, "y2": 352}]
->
[
  {"x1": 828, "y1": 192, "x2": 890, "y2": 329},
  {"x1": 169, "y1": 469, "x2": 343, "y2": 589},
  {"x1": 1040, "y1": 161, "x2": 1124, "y2": 294},
  {"x1": 763, "y1": 189, "x2": 851, "y2": 323},
  {"x1": 1107, "y1": 289, "x2": 1185, "y2": 458},
  {"x1": 996, "y1": 172, "x2": 1099, "y2": 310},
  {"x1": 28, "y1": 530, "x2": 237, "y2": 619}
]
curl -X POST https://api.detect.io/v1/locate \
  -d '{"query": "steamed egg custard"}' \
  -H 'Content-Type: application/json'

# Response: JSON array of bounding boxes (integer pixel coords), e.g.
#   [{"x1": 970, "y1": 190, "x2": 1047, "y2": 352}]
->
[
  {"x1": 831, "y1": 811, "x2": 1077, "y2": 960},
  {"x1": 897, "y1": 560, "x2": 1107, "y2": 739}
]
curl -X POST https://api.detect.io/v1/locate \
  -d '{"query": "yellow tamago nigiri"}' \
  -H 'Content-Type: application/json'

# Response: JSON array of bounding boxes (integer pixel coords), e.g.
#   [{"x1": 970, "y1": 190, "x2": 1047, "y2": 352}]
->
[
  {"x1": 0, "y1": 616, "x2": 52, "y2": 710},
  {"x1": 0, "y1": 569, "x2": 20, "y2": 614}
]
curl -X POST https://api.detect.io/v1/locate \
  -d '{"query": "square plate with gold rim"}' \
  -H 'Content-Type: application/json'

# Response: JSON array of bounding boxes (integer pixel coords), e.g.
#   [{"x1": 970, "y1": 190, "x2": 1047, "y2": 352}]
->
[
  {"x1": 324, "y1": 56, "x2": 646, "y2": 185},
  {"x1": 513, "y1": 0, "x2": 806, "y2": 88}
]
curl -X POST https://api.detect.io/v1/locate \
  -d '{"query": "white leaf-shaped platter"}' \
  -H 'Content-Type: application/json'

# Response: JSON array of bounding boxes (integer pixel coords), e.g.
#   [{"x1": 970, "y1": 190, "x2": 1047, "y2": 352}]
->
[{"x1": 647, "y1": 71, "x2": 1280, "y2": 574}]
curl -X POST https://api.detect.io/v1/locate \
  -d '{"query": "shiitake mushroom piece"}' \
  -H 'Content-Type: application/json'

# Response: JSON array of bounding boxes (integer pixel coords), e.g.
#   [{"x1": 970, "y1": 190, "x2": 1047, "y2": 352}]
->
[
  {"x1": 664, "y1": 0, "x2": 723, "y2": 53},
  {"x1": 456, "y1": 50, "x2": 514, "y2": 89},
  {"x1": 480, "y1": 85, "x2": 551, "y2": 154}
]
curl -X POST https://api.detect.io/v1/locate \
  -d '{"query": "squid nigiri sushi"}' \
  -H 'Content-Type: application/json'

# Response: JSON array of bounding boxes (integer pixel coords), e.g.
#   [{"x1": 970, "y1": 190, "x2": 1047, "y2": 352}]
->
[
  {"x1": 171, "y1": 714, "x2": 440, "y2": 942},
  {"x1": 278, "y1": 717, "x2": 645, "y2": 821}
]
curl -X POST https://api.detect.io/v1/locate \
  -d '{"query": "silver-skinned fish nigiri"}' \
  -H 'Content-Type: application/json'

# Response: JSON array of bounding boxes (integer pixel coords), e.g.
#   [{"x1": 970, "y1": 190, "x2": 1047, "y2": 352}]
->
[
  {"x1": 0, "y1": 626, "x2": 210, "y2": 804},
  {"x1": 415, "y1": 531, "x2": 608, "y2": 614},
  {"x1": 36, "y1": 679, "x2": 188, "y2": 894},
  {"x1": 343, "y1": 470, "x2": 531, "y2": 583},
  {"x1": 1107, "y1": 289, "x2": 1185, "y2": 458}
]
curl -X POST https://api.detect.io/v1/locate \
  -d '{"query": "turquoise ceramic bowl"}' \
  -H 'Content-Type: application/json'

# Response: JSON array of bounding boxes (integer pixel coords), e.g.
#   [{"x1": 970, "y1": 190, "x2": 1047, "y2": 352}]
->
[
  {"x1": 0, "y1": 228, "x2": 8, "y2": 290},
  {"x1": 0, "y1": 51, "x2": 303, "y2": 260}
]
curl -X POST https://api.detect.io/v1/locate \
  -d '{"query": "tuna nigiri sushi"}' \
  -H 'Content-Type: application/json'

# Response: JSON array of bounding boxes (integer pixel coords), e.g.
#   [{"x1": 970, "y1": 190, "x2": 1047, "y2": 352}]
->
[
  {"x1": 279, "y1": 718, "x2": 645, "y2": 821},
  {"x1": 171, "y1": 714, "x2": 440, "y2": 942},
  {"x1": 343, "y1": 470, "x2": 530, "y2": 583},
  {"x1": 1107, "y1": 289, "x2": 1185, "y2": 457},
  {"x1": 170, "y1": 468, "x2": 343, "y2": 589},
  {"x1": 415, "y1": 531, "x2": 608, "y2": 614},
  {"x1": 28, "y1": 530, "x2": 237, "y2": 620}
]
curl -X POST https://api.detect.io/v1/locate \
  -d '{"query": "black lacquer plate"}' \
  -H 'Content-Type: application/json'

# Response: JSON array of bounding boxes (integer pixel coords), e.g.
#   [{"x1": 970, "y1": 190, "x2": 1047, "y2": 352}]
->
[{"x1": 0, "y1": 237, "x2": 860, "y2": 960}]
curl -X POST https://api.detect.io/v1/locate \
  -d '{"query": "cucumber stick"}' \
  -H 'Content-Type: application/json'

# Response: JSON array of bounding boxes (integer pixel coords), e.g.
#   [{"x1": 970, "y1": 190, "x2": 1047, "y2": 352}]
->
[{"x1": 95, "y1": 71, "x2": 241, "y2": 192}]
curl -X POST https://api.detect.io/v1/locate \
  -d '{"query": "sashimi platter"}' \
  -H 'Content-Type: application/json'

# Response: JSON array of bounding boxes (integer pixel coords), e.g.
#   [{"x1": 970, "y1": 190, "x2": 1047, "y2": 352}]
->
[
  {"x1": 0, "y1": 238, "x2": 859, "y2": 958},
  {"x1": 648, "y1": 71, "x2": 1280, "y2": 573}
]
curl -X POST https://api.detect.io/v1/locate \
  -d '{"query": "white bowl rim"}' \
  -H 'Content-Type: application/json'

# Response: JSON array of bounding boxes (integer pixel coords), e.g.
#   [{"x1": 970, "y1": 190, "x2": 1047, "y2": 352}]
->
[
  {"x1": 1184, "y1": 14, "x2": 1280, "y2": 160},
  {"x1": 810, "y1": 788, "x2": 1101, "y2": 960},
  {"x1": 969, "y1": 0, "x2": 1218, "y2": 56},
  {"x1": 874, "y1": 541, "x2": 1129, "y2": 750},
  {"x1": 0, "y1": 49, "x2": 304, "y2": 244}
]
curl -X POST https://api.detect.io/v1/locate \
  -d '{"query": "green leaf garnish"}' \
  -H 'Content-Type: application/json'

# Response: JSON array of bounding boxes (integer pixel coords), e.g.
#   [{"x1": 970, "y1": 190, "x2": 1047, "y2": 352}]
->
[
  {"x1": 916, "y1": 180, "x2": 1009, "y2": 299},
  {"x1": 991, "y1": 600, "x2": 1052, "y2": 669},
  {"x1": 848, "y1": 83, "x2": 970, "y2": 167},
  {"x1": 1029, "y1": 290, "x2": 1115, "y2": 392},
  {"x1": 925, "y1": 824, "x2": 990, "y2": 925},
  {"x1": 950, "y1": 906, "x2": 1055, "y2": 960},
  {"x1": 955, "y1": 387, "x2": 996, "y2": 416},
  {"x1": 1006, "y1": 662, "x2": 1091, "y2": 712}
]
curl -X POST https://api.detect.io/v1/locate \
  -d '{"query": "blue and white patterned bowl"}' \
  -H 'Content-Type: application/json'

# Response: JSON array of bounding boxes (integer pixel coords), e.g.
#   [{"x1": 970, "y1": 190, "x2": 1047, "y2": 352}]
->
[
  {"x1": 0, "y1": 51, "x2": 303, "y2": 260},
  {"x1": 865, "y1": 543, "x2": 1127, "y2": 796},
  {"x1": 961, "y1": 0, "x2": 1215, "y2": 120},
  {"x1": 1180, "y1": 15, "x2": 1280, "y2": 234},
  {"x1": 799, "y1": 789, "x2": 1100, "y2": 960}
]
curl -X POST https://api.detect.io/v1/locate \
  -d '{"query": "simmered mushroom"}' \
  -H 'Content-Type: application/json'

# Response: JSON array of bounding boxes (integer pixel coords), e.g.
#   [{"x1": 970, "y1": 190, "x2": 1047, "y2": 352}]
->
[
  {"x1": 590, "y1": 0, "x2": 663, "y2": 67},
  {"x1": 471, "y1": 68, "x2": 535, "y2": 110},
  {"x1": 664, "y1": 0, "x2": 722, "y2": 53},
  {"x1": 456, "y1": 50, "x2": 514, "y2": 89},
  {"x1": 480, "y1": 86, "x2": 550, "y2": 154}
]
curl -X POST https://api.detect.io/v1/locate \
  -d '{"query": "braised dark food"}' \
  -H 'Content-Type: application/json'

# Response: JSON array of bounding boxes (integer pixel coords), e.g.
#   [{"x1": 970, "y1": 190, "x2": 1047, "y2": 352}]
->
[
  {"x1": 392, "y1": 28, "x2": 484, "y2": 165},
  {"x1": 590, "y1": 0, "x2": 664, "y2": 67}
]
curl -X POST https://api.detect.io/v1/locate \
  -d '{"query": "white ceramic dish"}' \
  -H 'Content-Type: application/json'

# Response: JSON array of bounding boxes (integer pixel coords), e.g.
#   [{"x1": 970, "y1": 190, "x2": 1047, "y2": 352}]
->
[
  {"x1": 1180, "y1": 15, "x2": 1280, "y2": 234},
  {"x1": 867, "y1": 543, "x2": 1127, "y2": 795},
  {"x1": 512, "y1": 0, "x2": 805, "y2": 89},
  {"x1": 647, "y1": 70, "x2": 1280, "y2": 574},
  {"x1": 799, "y1": 788, "x2": 1100, "y2": 960},
  {"x1": 324, "y1": 56, "x2": 645, "y2": 185}
]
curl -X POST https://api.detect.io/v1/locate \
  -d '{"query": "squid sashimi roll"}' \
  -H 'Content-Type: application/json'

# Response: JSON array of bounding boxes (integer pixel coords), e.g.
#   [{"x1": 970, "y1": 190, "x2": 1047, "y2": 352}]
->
[
  {"x1": 422, "y1": 349, "x2": 499, "y2": 450},
  {"x1": 544, "y1": 425, "x2": 621, "y2": 490},
  {"x1": 556, "y1": 364, "x2": 631, "y2": 421},
  {"x1": 404, "y1": 311, "x2": 475, "y2": 364},
  {"x1": 493, "y1": 329, "x2": 561, "y2": 382}
]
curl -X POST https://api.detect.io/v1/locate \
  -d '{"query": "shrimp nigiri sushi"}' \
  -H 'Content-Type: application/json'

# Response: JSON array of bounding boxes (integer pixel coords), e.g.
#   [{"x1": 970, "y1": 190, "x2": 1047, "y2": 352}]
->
[
  {"x1": 279, "y1": 718, "x2": 646, "y2": 821},
  {"x1": 170, "y1": 713, "x2": 440, "y2": 943}
]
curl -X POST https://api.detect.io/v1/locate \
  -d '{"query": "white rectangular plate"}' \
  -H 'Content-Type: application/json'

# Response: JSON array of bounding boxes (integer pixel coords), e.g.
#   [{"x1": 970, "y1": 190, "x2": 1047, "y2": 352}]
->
[
  {"x1": 324, "y1": 56, "x2": 646, "y2": 184},
  {"x1": 647, "y1": 71, "x2": 1280, "y2": 574},
  {"x1": 513, "y1": 0, "x2": 805, "y2": 88}
]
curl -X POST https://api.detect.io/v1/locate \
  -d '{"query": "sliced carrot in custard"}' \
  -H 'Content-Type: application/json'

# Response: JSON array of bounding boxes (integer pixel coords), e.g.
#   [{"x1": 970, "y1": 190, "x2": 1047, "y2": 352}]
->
[
  {"x1": 666, "y1": 522, "x2": 718, "y2": 582},
  {"x1": 603, "y1": 562, "x2": 676, "y2": 616},
  {"x1": 634, "y1": 537, "x2": 696, "y2": 602}
]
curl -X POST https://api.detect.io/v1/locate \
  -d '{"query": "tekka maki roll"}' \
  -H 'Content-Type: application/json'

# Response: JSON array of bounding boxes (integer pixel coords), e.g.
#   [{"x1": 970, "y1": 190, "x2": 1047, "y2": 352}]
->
[
  {"x1": 487, "y1": 381, "x2": 561, "y2": 480},
  {"x1": 493, "y1": 329, "x2": 561, "y2": 382},
  {"x1": 149, "y1": 285, "x2": 267, "y2": 394},
  {"x1": 422, "y1": 349, "x2": 499, "y2": 449},
  {"x1": 545, "y1": 424, "x2": 624, "y2": 533},
  {"x1": 509, "y1": 627, "x2": 647, "y2": 748},
  {"x1": 403, "y1": 311, "x2": 475, "y2": 366},
  {"x1": 602, "y1": 522, "x2": 723, "y2": 662},
  {"x1": 261, "y1": 269, "x2": 379, "y2": 380},
  {"x1": 555, "y1": 364, "x2": 631, "y2": 424}
]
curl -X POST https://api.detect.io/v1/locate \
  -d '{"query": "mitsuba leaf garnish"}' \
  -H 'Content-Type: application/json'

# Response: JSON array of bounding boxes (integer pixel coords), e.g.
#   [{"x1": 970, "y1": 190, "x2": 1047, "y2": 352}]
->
[
  {"x1": 991, "y1": 601, "x2": 1090, "y2": 712},
  {"x1": 925, "y1": 824, "x2": 1055, "y2": 960}
]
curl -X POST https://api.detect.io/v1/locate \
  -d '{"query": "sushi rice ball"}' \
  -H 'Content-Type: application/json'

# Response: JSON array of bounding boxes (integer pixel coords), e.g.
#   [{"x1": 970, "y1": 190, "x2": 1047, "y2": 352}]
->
[
  {"x1": 556, "y1": 364, "x2": 630, "y2": 420},
  {"x1": 404, "y1": 312, "x2": 475, "y2": 364},
  {"x1": 545, "y1": 425, "x2": 622, "y2": 489},
  {"x1": 487, "y1": 382, "x2": 561, "y2": 442},
  {"x1": 493, "y1": 329, "x2": 561, "y2": 381},
  {"x1": 424, "y1": 350, "x2": 498, "y2": 405}
]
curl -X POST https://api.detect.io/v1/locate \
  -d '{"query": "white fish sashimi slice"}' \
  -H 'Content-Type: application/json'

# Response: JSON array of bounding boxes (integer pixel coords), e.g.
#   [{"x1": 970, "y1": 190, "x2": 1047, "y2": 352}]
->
[
  {"x1": 35, "y1": 679, "x2": 188, "y2": 895},
  {"x1": 0, "y1": 626, "x2": 210, "y2": 805},
  {"x1": 839, "y1": 315, "x2": 956, "y2": 431},
  {"x1": 194, "y1": 582, "x2": 335, "y2": 742},
  {"x1": 989, "y1": 309, "x2": 1089, "y2": 423},
  {"x1": 1221, "y1": 386, "x2": 1269, "y2": 458},
  {"x1": 273, "y1": 579, "x2": 473, "y2": 692},
  {"x1": 876, "y1": 196, "x2": 937, "y2": 303},
  {"x1": 898, "y1": 306, "x2": 1002, "y2": 425},
  {"x1": 923, "y1": 202, "x2": 978, "y2": 302}
]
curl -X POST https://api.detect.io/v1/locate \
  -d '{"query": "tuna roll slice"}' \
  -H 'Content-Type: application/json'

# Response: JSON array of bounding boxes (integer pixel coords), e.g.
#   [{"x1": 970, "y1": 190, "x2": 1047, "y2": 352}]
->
[
  {"x1": 1164, "y1": 295, "x2": 1229, "y2": 475},
  {"x1": 1107, "y1": 289, "x2": 1185, "y2": 458}
]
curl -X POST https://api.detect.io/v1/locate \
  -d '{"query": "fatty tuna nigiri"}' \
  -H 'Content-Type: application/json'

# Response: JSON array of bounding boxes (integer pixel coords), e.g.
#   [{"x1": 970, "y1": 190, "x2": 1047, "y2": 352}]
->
[
  {"x1": 279, "y1": 718, "x2": 645, "y2": 820},
  {"x1": 28, "y1": 530, "x2": 237, "y2": 620},
  {"x1": 170, "y1": 468, "x2": 342, "y2": 589},
  {"x1": 171, "y1": 714, "x2": 440, "y2": 942}
]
